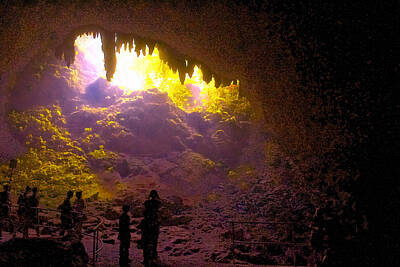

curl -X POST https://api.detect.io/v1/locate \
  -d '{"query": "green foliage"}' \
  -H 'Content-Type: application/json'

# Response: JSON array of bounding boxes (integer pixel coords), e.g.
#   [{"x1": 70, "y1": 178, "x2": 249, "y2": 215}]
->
[
  {"x1": 157, "y1": 64, "x2": 193, "y2": 109},
  {"x1": 8, "y1": 105, "x2": 82, "y2": 153},
  {"x1": 5, "y1": 105, "x2": 102, "y2": 207},
  {"x1": 9, "y1": 147, "x2": 99, "y2": 207},
  {"x1": 199, "y1": 84, "x2": 254, "y2": 122},
  {"x1": 88, "y1": 145, "x2": 117, "y2": 160},
  {"x1": 227, "y1": 165, "x2": 257, "y2": 190}
]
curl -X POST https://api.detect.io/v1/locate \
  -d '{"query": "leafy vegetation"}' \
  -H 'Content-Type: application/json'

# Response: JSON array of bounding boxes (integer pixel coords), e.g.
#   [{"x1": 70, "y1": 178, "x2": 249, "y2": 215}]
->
[
  {"x1": 140, "y1": 55, "x2": 254, "y2": 121},
  {"x1": 227, "y1": 165, "x2": 257, "y2": 190},
  {"x1": 1, "y1": 105, "x2": 106, "y2": 207}
]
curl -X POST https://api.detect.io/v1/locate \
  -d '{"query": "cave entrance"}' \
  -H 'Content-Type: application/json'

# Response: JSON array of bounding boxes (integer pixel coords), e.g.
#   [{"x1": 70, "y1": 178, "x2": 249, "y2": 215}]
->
[{"x1": 3, "y1": 33, "x2": 266, "y2": 208}]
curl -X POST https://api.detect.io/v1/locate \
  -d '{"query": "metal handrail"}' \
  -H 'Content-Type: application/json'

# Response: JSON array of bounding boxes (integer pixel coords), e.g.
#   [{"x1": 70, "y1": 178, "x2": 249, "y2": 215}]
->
[
  {"x1": 229, "y1": 221, "x2": 310, "y2": 267},
  {"x1": 5, "y1": 204, "x2": 104, "y2": 264}
]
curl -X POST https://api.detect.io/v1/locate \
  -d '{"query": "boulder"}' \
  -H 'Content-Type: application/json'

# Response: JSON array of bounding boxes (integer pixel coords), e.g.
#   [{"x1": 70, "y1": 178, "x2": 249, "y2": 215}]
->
[
  {"x1": 0, "y1": 238, "x2": 89, "y2": 267},
  {"x1": 103, "y1": 208, "x2": 120, "y2": 220},
  {"x1": 161, "y1": 215, "x2": 192, "y2": 226},
  {"x1": 115, "y1": 159, "x2": 130, "y2": 178},
  {"x1": 83, "y1": 78, "x2": 123, "y2": 107},
  {"x1": 187, "y1": 112, "x2": 209, "y2": 134}
]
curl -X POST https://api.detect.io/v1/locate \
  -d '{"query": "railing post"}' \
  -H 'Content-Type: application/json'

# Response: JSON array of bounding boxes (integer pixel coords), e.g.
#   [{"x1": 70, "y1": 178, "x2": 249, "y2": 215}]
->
[
  {"x1": 92, "y1": 230, "x2": 96, "y2": 264},
  {"x1": 231, "y1": 222, "x2": 235, "y2": 262},
  {"x1": 292, "y1": 223, "x2": 296, "y2": 267},
  {"x1": 96, "y1": 230, "x2": 99, "y2": 262}
]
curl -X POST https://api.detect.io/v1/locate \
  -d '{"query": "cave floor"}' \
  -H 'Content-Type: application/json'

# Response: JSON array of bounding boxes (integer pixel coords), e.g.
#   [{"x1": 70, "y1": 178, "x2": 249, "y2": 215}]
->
[{"x1": 0, "y1": 177, "x2": 311, "y2": 266}]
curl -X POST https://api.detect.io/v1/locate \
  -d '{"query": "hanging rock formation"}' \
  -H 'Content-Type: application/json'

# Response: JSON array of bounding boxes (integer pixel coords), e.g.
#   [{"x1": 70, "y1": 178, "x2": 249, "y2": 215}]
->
[{"x1": 55, "y1": 26, "x2": 236, "y2": 86}]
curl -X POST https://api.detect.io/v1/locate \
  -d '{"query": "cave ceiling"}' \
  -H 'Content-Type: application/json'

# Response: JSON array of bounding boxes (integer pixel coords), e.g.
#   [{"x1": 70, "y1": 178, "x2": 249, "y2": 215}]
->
[
  {"x1": 0, "y1": 1, "x2": 298, "y2": 159},
  {"x1": 0, "y1": 0, "x2": 396, "y2": 163}
]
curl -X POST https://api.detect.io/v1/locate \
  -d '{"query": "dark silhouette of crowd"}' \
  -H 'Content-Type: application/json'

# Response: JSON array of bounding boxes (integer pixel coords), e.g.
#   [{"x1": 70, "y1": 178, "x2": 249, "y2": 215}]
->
[
  {"x1": 1, "y1": 183, "x2": 163, "y2": 266},
  {"x1": 0, "y1": 185, "x2": 41, "y2": 239},
  {"x1": 57, "y1": 190, "x2": 87, "y2": 239},
  {"x1": 0, "y1": 185, "x2": 86, "y2": 240}
]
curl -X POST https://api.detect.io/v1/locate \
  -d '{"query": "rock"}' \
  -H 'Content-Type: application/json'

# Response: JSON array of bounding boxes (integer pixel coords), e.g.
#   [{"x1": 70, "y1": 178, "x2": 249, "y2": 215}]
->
[
  {"x1": 167, "y1": 195, "x2": 184, "y2": 206},
  {"x1": 163, "y1": 246, "x2": 172, "y2": 251},
  {"x1": 103, "y1": 208, "x2": 120, "y2": 220},
  {"x1": 183, "y1": 251, "x2": 193, "y2": 256},
  {"x1": 221, "y1": 228, "x2": 245, "y2": 240},
  {"x1": 83, "y1": 78, "x2": 123, "y2": 107},
  {"x1": 161, "y1": 215, "x2": 192, "y2": 226},
  {"x1": 67, "y1": 110, "x2": 102, "y2": 134},
  {"x1": 190, "y1": 248, "x2": 200, "y2": 253},
  {"x1": 130, "y1": 206, "x2": 145, "y2": 218},
  {"x1": 172, "y1": 238, "x2": 188, "y2": 244},
  {"x1": 40, "y1": 226, "x2": 54, "y2": 236},
  {"x1": 142, "y1": 88, "x2": 170, "y2": 103},
  {"x1": 101, "y1": 233, "x2": 109, "y2": 239},
  {"x1": 115, "y1": 159, "x2": 130, "y2": 177},
  {"x1": 87, "y1": 192, "x2": 99, "y2": 202},
  {"x1": 0, "y1": 238, "x2": 89, "y2": 266},
  {"x1": 210, "y1": 251, "x2": 232, "y2": 263},
  {"x1": 103, "y1": 239, "x2": 115, "y2": 245},
  {"x1": 187, "y1": 112, "x2": 209, "y2": 134}
]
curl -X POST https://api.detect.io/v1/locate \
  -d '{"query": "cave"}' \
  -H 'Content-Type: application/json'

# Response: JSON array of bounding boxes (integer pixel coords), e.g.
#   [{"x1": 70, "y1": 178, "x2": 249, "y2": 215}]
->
[{"x1": 0, "y1": 1, "x2": 398, "y2": 266}]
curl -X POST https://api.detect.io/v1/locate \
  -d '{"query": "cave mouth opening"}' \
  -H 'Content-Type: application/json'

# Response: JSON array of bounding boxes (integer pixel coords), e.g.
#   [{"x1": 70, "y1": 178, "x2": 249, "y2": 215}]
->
[
  {"x1": 2, "y1": 32, "x2": 266, "y2": 208},
  {"x1": 73, "y1": 34, "x2": 240, "y2": 112}
]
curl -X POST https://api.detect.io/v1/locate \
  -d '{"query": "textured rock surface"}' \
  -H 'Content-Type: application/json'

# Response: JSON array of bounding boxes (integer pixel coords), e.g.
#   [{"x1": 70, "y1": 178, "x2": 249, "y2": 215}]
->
[{"x1": 0, "y1": 238, "x2": 89, "y2": 267}]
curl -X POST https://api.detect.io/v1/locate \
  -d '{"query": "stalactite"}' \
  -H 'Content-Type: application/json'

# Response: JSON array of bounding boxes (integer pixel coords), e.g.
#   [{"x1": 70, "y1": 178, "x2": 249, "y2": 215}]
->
[
  {"x1": 147, "y1": 40, "x2": 156, "y2": 55},
  {"x1": 179, "y1": 70, "x2": 186, "y2": 84},
  {"x1": 187, "y1": 61, "x2": 195, "y2": 78},
  {"x1": 157, "y1": 43, "x2": 168, "y2": 63},
  {"x1": 62, "y1": 28, "x2": 239, "y2": 87},
  {"x1": 134, "y1": 37, "x2": 146, "y2": 57},
  {"x1": 101, "y1": 31, "x2": 116, "y2": 81},
  {"x1": 128, "y1": 39, "x2": 133, "y2": 52},
  {"x1": 55, "y1": 37, "x2": 75, "y2": 68},
  {"x1": 214, "y1": 75, "x2": 222, "y2": 88},
  {"x1": 202, "y1": 65, "x2": 212, "y2": 84}
]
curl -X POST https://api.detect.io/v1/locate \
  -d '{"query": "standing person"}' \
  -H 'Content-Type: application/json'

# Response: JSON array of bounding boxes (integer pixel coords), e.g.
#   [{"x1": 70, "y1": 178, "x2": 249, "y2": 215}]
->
[
  {"x1": 118, "y1": 204, "x2": 131, "y2": 266},
  {"x1": 57, "y1": 190, "x2": 73, "y2": 237},
  {"x1": 18, "y1": 186, "x2": 31, "y2": 239},
  {"x1": 138, "y1": 209, "x2": 160, "y2": 267},
  {"x1": 0, "y1": 184, "x2": 11, "y2": 239},
  {"x1": 28, "y1": 187, "x2": 40, "y2": 237},
  {"x1": 143, "y1": 190, "x2": 161, "y2": 260},
  {"x1": 73, "y1": 191, "x2": 86, "y2": 238}
]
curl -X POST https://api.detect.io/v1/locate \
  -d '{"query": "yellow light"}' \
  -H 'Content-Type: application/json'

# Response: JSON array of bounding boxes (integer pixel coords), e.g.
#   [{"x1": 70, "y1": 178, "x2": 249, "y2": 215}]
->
[
  {"x1": 110, "y1": 44, "x2": 147, "y2": 93},
  {"x1": 73, "y1": 35, "x2": 242, "y2": 112}
]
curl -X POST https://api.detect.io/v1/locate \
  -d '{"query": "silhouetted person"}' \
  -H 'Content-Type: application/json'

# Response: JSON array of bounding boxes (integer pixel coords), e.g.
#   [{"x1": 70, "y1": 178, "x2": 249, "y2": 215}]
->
[
  {"x1": 18, "y1": 186, "x2": 31, "y2": 238},
  {"x1": 58, "y1": 190, "x2": 73, "y2": 237},
  {"x1": 138, "y1": 209, "x2": 160, "y2": 267},
  {"x1": 143, "y1": 190, "x2": 161, "y2": 260},
  {"x1": 28, "y1": 187, "x2": 40, "y2": 237},
  {"x1": 0, "y1": 184, "x2": 11, "y2": 239},
  {"x1": 138, "y1": 190, "x2": 161, "y2": 266},
  {"x1": 73, "y1": 191, "x2": 86, "y2": 238},
  {"x1": 118, "y1": 204, "x2": 131, "y2": 266},
  {"x1": 144, "y1": 190, "x2": 161, "y2": 215}
]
